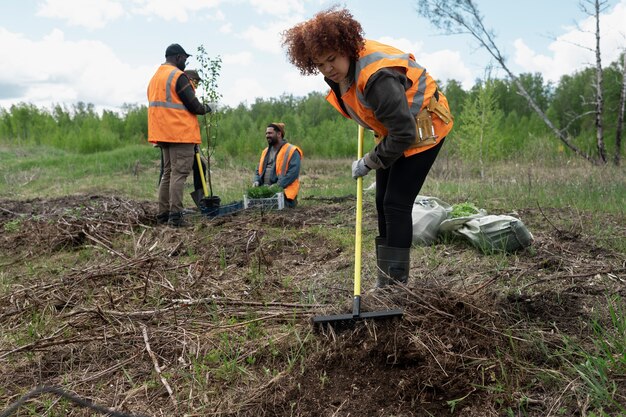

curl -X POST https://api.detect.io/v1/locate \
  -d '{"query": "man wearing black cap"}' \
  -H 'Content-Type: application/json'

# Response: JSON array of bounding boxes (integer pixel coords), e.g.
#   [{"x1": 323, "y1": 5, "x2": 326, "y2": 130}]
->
[{"x1": 147, "y1": 43, "x2": 214, "y2": 227}]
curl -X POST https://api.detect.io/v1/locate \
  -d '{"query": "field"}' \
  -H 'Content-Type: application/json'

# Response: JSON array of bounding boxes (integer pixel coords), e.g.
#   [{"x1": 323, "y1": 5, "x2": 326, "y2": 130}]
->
[{"x1": 1, "y1": 148, "x2": 625, "y2": 416}]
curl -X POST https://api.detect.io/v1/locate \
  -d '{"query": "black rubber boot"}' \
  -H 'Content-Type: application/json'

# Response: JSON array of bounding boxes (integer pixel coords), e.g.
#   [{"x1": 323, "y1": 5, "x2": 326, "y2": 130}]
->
[
  {"x1": 375, "y1": 236, "x2": 389, "y2": 287},
  {"x1": 156, "y1": 212, "x2": 170, "y2": 225},
  {"x1": 378, "y1": 246, "x2": 411, "y2": 286},
  {"x1": 168, "y1": 212, "x2": 191, "y2": 228}
]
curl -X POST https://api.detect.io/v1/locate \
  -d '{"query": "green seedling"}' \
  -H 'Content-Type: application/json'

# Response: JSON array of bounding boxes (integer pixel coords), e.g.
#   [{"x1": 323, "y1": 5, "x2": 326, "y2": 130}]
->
[{"x1": 246, "y1": 184, "x2": 282, "y2": 198}]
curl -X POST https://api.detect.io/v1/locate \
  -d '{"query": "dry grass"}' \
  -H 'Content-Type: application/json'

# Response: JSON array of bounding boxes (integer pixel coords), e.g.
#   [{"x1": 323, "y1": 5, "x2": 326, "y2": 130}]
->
[{"x1": 1, "y1": 190, "x2": 625, "y2": 416}]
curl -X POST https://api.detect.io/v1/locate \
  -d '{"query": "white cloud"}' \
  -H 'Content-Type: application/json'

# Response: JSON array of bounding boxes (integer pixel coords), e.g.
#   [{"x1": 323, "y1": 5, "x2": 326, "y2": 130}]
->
[
  {"x1": 130, "y1": 0, "x2": 222, "y2": 23},
  {"x1": 239, "y1": 25, "x2": 284, "y2": 53},
  {"x1": 222, "y1": 51, "x2": 253, "y2": 66},
  {"x1": 35, "y1": 0, "x2": 228, "y2": 27},
  {"x1": 27, "y1": 83, "x2": 78, "y2": 103},
  {"x1": 372, "y1": 36, "x2": 473, "y2": 88},
  {"x1": 513, "y1": 39, "x2": 570, "y2": 81},
  {"x1": 376, "y1": 36, "x2": 424, "y2": 57},
  {"x1": 237, "y1": 11, "x2": 307, "y2": 54},
  {"x1": 418, "y1": 50, "x2": 475, "y2": 89},
  {"x1": 36, "y1": 0, "x2": 126, "y2": 30},
  {"x1": 222, "y1": 78, "x2": 270, "y2": 107},
  {"x1": 212, "y1": 9, "x2": 226, "y2": 20},
  {"x1": 514, "y1": 1, "x2": 626, "y2": 82},
  {"x1": 219, "y1": 23, "x2": 233, "y2": 33},
  {"x1": 131, "y1": 0, "x2": 191, "y2": 22},
  {"x1": 249, "y1": 0, "x2": 305, "y2": 16},
  {"x1": 0, "y1": 27, "x2": 152, "y2": 110}
]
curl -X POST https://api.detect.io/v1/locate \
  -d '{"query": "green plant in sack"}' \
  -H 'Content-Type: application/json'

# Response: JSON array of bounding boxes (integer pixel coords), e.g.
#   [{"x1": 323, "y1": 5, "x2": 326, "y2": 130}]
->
[{"x1": 449, "y1": 202, "x2": 480, "y2": 218}]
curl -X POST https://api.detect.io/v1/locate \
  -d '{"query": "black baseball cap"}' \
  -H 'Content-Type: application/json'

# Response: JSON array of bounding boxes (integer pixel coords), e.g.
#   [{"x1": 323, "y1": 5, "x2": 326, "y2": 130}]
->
[{"x1": 165, "y1": 43, "x2": 191, "y2": 58}]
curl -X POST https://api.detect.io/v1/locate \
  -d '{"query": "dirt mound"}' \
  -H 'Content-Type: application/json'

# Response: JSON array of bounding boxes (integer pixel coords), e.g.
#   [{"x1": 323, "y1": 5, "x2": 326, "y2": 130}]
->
[
  {"x1": 1, "y1": 195, "x2": 625, "y2": 416},
  {"x1": 0, "y1": 195, "x2": 154, "y2": 254},
  {"x1": 255, "y1": 289, "x2": 508, "y2": 417}
]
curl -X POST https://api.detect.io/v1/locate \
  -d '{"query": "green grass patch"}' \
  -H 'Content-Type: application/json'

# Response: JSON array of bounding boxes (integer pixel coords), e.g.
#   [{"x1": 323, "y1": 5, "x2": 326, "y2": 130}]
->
[{"x1": 561, "y1": 296, "x2": 626, "y2": 415}]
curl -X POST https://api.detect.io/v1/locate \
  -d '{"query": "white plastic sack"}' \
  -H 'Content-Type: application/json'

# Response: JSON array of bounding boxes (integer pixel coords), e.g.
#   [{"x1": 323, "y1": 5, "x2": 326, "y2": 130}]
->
[
  {"x1": 411, "y1": 196, "x2": 451, "y2": 245},
  {"x1": 439, "y1": 210, "x2": 488, "y2": 234},
  {"x1": 443, "y1": 214, "x2": 533, "y2": 253}
]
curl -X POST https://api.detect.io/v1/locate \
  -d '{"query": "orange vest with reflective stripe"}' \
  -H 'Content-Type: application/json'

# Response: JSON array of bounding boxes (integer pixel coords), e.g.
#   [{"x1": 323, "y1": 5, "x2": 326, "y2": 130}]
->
[
  {"x1": 326, "y1": 40, "x2": 453, "y2": 157},
  {"x1": 258, "y1": 143, "x2": 303, "y2": 200},
  {"x1": 147, "y1": 64, "x2": 201, "y2": 144}
]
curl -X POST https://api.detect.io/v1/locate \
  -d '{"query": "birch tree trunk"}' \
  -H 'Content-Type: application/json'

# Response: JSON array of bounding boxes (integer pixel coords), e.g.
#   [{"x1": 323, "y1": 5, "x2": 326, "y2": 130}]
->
[
  {"x1": 615, "y1": 51, "x2": 626, "y2": 166},
  {"x1": 592, "y1": 0, "x2": 607, "y2": 162}
]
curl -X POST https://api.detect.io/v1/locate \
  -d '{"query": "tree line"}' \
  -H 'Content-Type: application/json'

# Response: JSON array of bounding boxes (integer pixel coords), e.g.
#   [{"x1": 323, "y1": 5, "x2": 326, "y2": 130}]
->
[{"x1": 0, "y1": 54, "x2": 624, "y2": 164}]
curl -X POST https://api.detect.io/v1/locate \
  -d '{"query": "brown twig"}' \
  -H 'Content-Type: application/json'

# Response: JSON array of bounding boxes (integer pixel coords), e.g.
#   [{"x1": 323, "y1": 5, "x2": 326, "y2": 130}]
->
[{"x1": 140, "y1": 324, "x2": 177, "y2": 408}]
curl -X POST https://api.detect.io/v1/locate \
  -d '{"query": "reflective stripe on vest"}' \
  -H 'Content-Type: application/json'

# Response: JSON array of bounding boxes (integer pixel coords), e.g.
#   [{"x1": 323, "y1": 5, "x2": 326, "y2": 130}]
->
[
  {"x1": 354, "y1": 50, "x2": 427, "y2": 117},
  {"x1": 277, "y1": 144, "x2": 301, "y2": 200},
  {"x1": 277, "y1": 144, "x2": 294, "y2": 178},
  {"x1": 149, "y1": 69, "x2": 188, "y2": 110}
]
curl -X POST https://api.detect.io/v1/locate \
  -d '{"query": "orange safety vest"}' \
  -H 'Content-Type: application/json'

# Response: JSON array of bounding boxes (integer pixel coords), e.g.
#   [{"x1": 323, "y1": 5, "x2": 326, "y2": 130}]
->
[
  {"x1": 257, "y1": 143, "x2": 303, "y2": 200},
  {"x1": 326, "y1": 39, "x2": 453, "y2": 157},
  {"x1": 147, "y1": 64, "x2": 201, "y2": 144}
]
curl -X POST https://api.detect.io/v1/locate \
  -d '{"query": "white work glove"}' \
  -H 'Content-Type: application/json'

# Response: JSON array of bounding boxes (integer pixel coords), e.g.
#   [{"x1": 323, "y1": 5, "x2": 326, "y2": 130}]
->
[
  {"x1": 252, "y1": 181, "x2": 260, "y2": 187},
  {"x1": 206, "y1": 102, "x2": 219, "y2": 113},
  {"x1": 351, "y1": 158, "x2": 371, "y2": 179}
]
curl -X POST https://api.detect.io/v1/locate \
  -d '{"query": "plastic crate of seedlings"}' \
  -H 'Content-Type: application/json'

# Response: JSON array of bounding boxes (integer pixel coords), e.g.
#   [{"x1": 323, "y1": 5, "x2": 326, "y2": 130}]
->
[
  {"x1": 201, "y1": 199, "x2": 245, "y2": 217},
  {"x1": 244, "y1": 185, "x2": 285, "y2": 210}
]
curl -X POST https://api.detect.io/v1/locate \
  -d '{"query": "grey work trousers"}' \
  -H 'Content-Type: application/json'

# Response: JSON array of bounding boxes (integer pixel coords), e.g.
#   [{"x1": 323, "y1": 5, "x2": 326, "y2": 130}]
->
[{"x1": 158, "y1": 142, "x2": 195, "y2": 215}]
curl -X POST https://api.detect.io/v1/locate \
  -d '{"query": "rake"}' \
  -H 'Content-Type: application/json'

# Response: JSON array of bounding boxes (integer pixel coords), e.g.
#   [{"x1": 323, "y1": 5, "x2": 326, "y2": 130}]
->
[{"x1": 313, "y1": 125, "x2": 403, "y2": 329}]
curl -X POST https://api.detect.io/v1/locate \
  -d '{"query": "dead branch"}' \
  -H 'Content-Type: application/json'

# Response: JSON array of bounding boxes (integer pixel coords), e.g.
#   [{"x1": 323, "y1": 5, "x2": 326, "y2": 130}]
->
[{"x1": 140, "y1": 324, "x2": 177, "y2": 408}]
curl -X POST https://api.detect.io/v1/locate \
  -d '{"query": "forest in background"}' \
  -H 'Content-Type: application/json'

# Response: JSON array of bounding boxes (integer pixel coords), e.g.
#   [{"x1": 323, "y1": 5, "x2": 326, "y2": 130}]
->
[{"x1": 0, "y1": 53, "x2": 624, "y2": 166}]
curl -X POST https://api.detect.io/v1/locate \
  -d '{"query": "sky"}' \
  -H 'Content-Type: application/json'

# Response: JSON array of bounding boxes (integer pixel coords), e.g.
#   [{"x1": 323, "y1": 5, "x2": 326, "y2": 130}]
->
[{"x1": 0, "y1": 0, "x2": 625, "y2": 113}]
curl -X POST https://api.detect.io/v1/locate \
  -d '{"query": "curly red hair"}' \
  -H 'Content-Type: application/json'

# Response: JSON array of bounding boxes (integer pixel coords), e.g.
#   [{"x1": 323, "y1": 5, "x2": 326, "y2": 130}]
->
[{"x1": 282, "y1": 7, "x2": 365, "y2": 76}]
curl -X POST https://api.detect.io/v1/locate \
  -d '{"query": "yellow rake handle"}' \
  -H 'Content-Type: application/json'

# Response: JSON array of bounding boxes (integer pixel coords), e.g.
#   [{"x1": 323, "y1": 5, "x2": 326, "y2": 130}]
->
[
  {"x1": 195, "y1": 150, "x2": 209, "y2": 198},
  {"x1": 354, "y1": 125, "x2": 364, "y2": 297}
]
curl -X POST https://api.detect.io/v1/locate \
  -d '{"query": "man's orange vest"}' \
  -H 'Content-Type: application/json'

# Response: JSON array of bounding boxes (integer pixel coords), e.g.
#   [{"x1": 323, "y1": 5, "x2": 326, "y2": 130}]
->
[
  {"x1": 258, "y1": 143, "x2": 303, "y2": 200},
  {"x1": 147, "y1": 64, "x2": 201, "y2": 144},
  {"x1": 326, "y1": 39, "x2": 453, "y2": 157}
]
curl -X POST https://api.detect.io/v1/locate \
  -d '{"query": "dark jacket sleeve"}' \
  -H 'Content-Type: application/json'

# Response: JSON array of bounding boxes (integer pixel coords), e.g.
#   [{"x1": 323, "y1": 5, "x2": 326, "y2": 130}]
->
[
  {"x1": 176, "y1": 75, "x2": 209, "y2": 115},
  {"x1": 361, "y1": 68, "x2": 417, "y2": 170}
]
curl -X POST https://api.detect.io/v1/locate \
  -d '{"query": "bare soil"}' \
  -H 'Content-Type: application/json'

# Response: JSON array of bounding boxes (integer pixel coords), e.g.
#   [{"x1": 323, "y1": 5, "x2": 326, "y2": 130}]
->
[{"x1": 0, "y1": 194, "x2": 625, "y2": 416}]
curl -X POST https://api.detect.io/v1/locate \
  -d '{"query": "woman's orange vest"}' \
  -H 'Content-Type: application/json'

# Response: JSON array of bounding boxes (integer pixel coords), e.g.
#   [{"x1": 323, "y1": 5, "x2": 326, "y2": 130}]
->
[
  {"x1": 326, "y1": 40, "x2": 453, "y2": 157},
  {"x1": 147, "y1": 65, "x2": 201, "y2": 144},
  {"x1": 257, "y1": 143, "x2": 303, "y2": 200}
]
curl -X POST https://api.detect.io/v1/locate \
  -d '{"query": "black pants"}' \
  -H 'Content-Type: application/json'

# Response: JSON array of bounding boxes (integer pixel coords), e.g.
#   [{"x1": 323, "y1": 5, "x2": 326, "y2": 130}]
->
[
  {"x1": 285, "y1": 197, "x2": 297, "y2": 208},
  {"x1": 375, "y1": 139, "x2": 445, "y2": 248}
]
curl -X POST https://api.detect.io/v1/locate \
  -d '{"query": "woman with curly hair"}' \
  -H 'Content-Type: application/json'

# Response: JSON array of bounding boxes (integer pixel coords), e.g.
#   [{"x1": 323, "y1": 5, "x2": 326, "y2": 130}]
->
[{"x1": 282, "y1": 7, "x2": 453, "y2": 287}]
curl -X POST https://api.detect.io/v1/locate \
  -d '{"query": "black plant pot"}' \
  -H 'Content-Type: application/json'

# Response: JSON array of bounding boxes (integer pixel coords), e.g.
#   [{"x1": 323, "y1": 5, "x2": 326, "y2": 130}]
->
[{"x1": 201, "y1": 196, "x2": 221, "y2": 217}]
